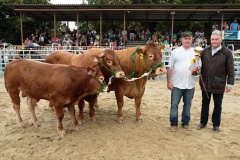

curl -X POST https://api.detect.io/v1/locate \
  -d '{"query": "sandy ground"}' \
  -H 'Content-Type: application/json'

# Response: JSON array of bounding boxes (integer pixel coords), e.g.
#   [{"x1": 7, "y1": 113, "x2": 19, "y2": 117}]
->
[{"x1": 0, "y1": 77, "x2": 240, "y2": 160}]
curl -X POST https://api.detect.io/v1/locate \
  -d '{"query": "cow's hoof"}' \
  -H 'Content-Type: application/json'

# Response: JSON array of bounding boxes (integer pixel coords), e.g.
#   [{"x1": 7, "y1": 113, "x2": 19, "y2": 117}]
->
[
  {"x1": 117, "y1": 118, "x2": 124, "y2": 123},
  {"x1": 18, "y1": 122, "x2": 26, "y2": 128},
  {"x1": 91, "y1": 117, "x2": 97, "y2": 122},
  {"x1": 136, "y1": 118, "x2": 143, "y2": 122},
  {"x1": 33, "y1": 122, "x2": 40, "y2": 127},
  {"x1": 79, "y1": 121, "x2": 86, "y2": 125},
  {"x1": 58, "y1": 130, "x2": 66, "y2": 137},
  {"x1": 74, "y1": 126, "x2": 80, "y2": 132}
]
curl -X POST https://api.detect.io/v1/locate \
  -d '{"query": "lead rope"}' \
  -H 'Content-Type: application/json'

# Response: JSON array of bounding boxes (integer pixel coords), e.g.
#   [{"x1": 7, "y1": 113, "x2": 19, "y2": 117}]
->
[{"x1": 98, "y1": 60, "x2": 122, "y2": 92}]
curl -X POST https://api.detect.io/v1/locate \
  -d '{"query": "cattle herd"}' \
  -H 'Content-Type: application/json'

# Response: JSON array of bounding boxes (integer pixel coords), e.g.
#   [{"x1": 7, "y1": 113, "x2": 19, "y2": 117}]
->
[{"x1": 4, "y1": 42, "x2": 166, "y2": 136}]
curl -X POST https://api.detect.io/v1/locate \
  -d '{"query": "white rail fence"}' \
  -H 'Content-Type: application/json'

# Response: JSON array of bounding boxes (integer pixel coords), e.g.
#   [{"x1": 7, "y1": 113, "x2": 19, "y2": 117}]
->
[{"x1": 1, "y1": 47, "x2": 240, "y2": 80}]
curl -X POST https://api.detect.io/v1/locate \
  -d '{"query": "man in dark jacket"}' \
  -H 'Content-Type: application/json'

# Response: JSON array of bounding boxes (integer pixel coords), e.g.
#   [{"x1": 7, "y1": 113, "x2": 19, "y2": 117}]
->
[{"x1": 197, "y1": 30, "x2": 235, "y2": 132}]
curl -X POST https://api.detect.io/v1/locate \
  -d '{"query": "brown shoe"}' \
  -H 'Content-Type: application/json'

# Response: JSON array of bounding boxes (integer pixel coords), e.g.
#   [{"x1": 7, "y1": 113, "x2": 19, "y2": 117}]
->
[
  {"x1": 170, "y1": 126, "x2": 177, "y2": 132},
  {"x1": 182, "y1": 125, "x2": 189, "y2": 129}
]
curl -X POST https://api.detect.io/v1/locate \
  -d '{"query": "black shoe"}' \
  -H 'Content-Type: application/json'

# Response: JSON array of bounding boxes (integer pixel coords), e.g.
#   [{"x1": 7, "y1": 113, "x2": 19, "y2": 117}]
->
[
  {"x1": 196, "y1": 123, "x2": 206, "y2": 130},
  {"x1": 213, "y1": 126, "x2": 220, "y2": 132}
]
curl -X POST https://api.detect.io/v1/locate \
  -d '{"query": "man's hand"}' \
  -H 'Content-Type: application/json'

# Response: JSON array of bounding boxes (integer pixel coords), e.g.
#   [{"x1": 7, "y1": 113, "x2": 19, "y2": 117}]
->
[
  {"x1": 167, "y1": 82, "x2": 173, "y2": 90},
  {"x1": 225, "y1": 86, "x2": 232, "y2": 93}
]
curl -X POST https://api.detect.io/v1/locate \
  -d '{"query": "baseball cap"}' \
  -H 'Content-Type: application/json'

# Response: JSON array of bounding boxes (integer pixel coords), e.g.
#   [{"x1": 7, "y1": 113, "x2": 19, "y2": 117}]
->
[{"x1": 182, "y1": 31, "x2": 193, "y2": 37}]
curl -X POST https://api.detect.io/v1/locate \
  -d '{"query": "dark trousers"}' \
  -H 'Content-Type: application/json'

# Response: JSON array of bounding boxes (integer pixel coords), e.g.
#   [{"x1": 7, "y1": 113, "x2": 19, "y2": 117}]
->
[{"x1": 200, "y1": 91, "x2": 223, "y2": 127}]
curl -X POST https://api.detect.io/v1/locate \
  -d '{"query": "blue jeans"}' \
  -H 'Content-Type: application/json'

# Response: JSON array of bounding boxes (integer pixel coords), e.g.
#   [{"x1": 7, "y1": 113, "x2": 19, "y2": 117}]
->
[{"x1": 170, "y1": 87, "x2": 195, "y2": 126}]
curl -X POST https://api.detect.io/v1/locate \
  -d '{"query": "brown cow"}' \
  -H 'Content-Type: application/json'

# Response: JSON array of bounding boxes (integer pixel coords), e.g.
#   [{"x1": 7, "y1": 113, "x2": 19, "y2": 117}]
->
[
  {"x1": 108, "y1": 42, "x2": 166, "y2": 122},
  {"x1": 45, "y1": 48, "x2": 125, "y2": 123},
  {"x1": 4, "y1": 59, "x2": 105, "y2": 135}
]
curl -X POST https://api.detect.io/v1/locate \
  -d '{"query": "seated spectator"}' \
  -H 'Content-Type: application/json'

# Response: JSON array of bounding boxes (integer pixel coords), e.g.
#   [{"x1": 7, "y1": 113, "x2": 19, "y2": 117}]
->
[
  {"x1": 62, "y1": 42, "x2": 67, "y2": 50},
  {"x1": 195, "y1": 30, "x2": 200, "y2": 37},
  {"x1": 66, "y1": 37, "x2": 73, "y2": 46},
  {"x1": 88, "y1": 41, "x2": 94, "y2": 50},
  {"x1": 212, "y1": 22, "x2": 218, "y2": 32},
  {"x1": 146, "y1": 37, "x2": 152, "y2": 44},
  {"x1": 222, "y1": 21, "x2": 229, "y2": 30},
  {"x1": 80, "y1": 35, "x2": 87, "y2": 46},
  {"x1": 94, "y1": 39, "x2": 99, "y2": 47},
  {"x1": 24, "y1": 37, "x2": 31, "y2": 45}
]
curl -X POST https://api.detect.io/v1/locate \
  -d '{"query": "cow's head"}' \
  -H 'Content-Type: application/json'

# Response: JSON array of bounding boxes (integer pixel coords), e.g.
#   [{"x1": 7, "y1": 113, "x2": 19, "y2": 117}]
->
[
  {"x1": 87, "y1": 66, "x2": 105, "y2": 93},
  {"x1": 97, "y1": 49, "x2": 125, "y2": 78},
  {"x1": 137, "y1": 42, "x2": 167, "y2": 76}
]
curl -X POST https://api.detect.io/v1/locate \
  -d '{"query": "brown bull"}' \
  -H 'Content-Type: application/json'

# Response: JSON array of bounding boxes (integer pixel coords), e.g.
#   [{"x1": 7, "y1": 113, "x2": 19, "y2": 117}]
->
[
  {"x1": 45, "y1": 48, "x2": 125, "y2": 123},
  {"x1": 109, "y1": 42, "x2": 166, "y2": 122},
  {"x1": 4, "y1": 59, "x2": 105, "y2": 135}
]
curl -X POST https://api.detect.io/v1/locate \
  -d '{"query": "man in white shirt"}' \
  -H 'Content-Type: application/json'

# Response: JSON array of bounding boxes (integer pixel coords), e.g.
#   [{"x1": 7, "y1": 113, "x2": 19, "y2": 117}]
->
[{"x1": 167, "y1": 31, "x2": 197, "y2": 132}]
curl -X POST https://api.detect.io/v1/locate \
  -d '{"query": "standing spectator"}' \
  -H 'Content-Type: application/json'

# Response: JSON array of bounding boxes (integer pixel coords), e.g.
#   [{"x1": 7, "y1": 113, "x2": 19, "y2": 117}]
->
[
  {"x1": 121, "y1": 29, "x2": 127, "y2": 39},
  {"x1": 91, "y1": 28, "x2": 97, "y2": 37},
  {"x1": 145, "y1": 29, "x2": 151, "y2": 40},
  {"x1": 38, "y1": 34, "x2": 44, "y2": 45},
  {"x1": 230, "y1": 19, "x2": 239, "y2": 31},
  {"x1": 152, "y1": 32, "x2": 158, "y2": 42},
  {"x1": 196, "y1": 30, "x2": 235, "y2": 132},
  {"x1": 129, "y1": 26, "x2": 136, "y2": 41},
  {"x1": 141, "y1": 29, "x2": 145, "y2": 41},
  {"x1": 167, "y1": 31, "x2": 197, "y2": 132}
]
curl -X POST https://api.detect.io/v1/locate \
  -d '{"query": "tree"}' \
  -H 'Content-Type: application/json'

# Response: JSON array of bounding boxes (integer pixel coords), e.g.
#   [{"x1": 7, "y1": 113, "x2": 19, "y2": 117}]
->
[{"x1": 0, "y1": 0, "x2": 51, "y2": 44}]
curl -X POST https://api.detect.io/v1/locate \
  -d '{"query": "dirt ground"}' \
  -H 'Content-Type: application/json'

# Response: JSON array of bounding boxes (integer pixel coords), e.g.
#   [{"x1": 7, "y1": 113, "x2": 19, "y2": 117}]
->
[{"x1": 0, "y1": 78, "x2": 240, "y2": 160}]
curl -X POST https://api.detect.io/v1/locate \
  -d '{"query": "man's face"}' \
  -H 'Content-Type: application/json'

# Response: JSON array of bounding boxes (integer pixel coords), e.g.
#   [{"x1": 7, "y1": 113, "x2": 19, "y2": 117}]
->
[
  {"x1": 211, "y1": 35, "x2": 222, "y2": 49},
  {"x1": 182, "y1": 36, "x2": 193, "y2": 48}
]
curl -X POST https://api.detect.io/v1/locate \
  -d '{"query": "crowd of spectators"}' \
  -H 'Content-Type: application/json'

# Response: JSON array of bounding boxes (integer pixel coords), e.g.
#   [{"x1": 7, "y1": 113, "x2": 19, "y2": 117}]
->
[
  {"x1": 25, "y1": 21, "x2": 239, "y2": 50},
  {"x1": 212, "y1": 19, "x2": 240, "y2": 31}
]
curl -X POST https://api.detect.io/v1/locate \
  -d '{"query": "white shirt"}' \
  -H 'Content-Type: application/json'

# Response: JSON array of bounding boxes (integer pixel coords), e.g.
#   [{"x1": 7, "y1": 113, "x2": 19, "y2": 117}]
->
[
  {"x1": 212, "y1": 45, "x2": 222, "y2": 56},
  {"x1": 169, "y1": 46, "x2": 196, "y2": 89}
]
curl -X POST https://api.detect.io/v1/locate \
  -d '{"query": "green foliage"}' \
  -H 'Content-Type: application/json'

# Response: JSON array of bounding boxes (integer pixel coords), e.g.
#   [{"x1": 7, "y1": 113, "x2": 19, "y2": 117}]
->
[
  {"x1": 0, "y1": 0, "x2": 49, "y2": 44},
  {"x1": 1, "y1": 0, "x2": 240, "y2": 44}
]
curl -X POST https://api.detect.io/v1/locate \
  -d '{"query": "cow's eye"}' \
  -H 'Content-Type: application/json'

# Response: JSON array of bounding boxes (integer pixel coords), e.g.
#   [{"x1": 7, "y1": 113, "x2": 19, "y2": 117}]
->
[{"x1": 107, "y1": 60, "x2": 113, "y2": 65}]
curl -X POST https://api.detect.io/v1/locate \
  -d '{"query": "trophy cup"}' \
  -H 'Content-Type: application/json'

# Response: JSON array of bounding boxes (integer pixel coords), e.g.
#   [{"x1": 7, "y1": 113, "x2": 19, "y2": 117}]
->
[{"x1": 191, "y1": 44, "x2": 204, "y2": 75}]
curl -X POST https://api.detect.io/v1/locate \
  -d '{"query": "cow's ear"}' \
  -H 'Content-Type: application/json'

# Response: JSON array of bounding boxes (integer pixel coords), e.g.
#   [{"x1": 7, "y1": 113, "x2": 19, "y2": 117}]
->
[
  {"x1": 86, "y1": 66, "x2": 96, "y2": 76},
  {"x1": 99, "y1": 52, "x2": 105, "y2": 58},
  {"x1": 136, "y1": 48, "x2": 144, "y2": 55},
  {"x1": 90, "y1": 55, "x2": 99, "y2": 63},
  {"x1": 159, "y1": 44, "x2": 165, "y2": 52}
]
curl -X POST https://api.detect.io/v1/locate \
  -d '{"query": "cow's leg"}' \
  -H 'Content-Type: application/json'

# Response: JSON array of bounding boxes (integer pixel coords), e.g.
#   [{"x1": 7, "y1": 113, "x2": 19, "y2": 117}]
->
[
  {"x1": 13, "y1": 103, "x2": 25, "y2": 128},
  {"x1": 48, "y1": 101, "x2": 54, "y2": 111},
  {"x1": 54, "y1": 106, "x2": 65, "y2": 136},
  {"x1": 78, "y1": 99, "x2": 85, "y2": 124},
  {"x1": 115, "y1": 91, "x2": 124, "y2": 123},
  {"x1": 135, "y1": 96, "x2": 143, "y2": 122},
  {"x1": 27, "y1": 97, "x2": 39, "y2": 127},
  {"x1": 93, "y1": 97, "x2": 98, "y2": 109},
  {"x1": 8, "y1": 89, "x2": 25, "y2": 127},
  {"x1": 67, "y1": 105, "x2": 79, "y2": 131},
  {"x1": 88, "y1": 98, "x2": 96, "y2": 121}
]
